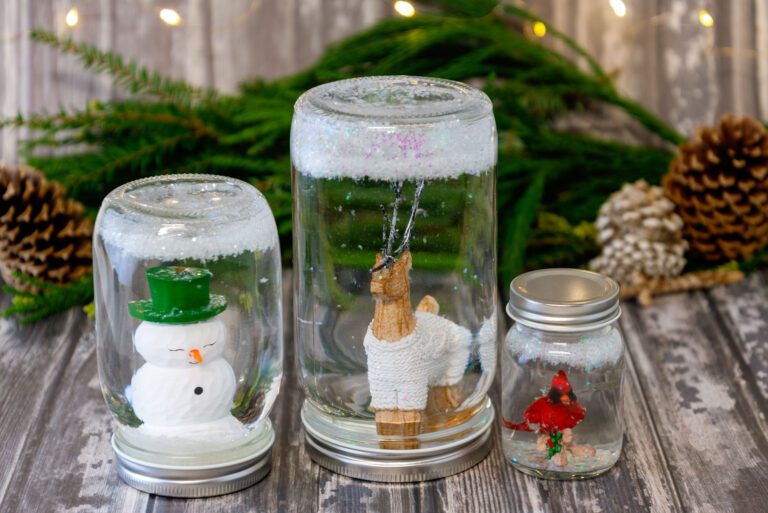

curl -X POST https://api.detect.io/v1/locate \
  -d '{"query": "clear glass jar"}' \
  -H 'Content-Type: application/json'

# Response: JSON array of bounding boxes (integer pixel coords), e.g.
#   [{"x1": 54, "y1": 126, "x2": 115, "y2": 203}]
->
[
  {"x1": 291, "y1": 76, "x2": 498, "y2": 481},
  {"x1": 93, "y1": 174, "x2": 282, "y2": 496},
  {"x1": 501, "y1": 269, "x2": 625, "y2": 480}
]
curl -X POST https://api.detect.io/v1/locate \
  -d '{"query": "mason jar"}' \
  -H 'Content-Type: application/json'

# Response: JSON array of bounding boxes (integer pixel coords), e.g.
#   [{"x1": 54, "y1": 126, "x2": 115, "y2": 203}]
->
[
  {"x1": 502, "y1": 269, "x2": 625, "y2": 479},
  {"x1": 93, "y1": 174, "x2": 282, "y2": 497},
  {"x1": 291, "y1": 76, "x2": 498, "y2": 481}
]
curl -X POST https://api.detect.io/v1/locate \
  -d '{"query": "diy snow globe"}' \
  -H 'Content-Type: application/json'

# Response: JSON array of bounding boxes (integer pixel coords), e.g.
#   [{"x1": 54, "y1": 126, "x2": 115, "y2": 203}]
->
[
  {"x1": 93, "y1": 174, "x2": 282, "y2": 497},
  {"x1": 291, "y1": 76, "x2": 498, "y2": 481},
  {"x1": 502, "y1": 269, "x2": 625, "y2": 479}
]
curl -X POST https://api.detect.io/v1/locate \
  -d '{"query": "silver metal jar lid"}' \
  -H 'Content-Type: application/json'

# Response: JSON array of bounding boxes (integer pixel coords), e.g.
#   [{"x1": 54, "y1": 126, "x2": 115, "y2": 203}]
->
[{"x1": 507, "y1": 268, "x2": 621, "y2": 332}]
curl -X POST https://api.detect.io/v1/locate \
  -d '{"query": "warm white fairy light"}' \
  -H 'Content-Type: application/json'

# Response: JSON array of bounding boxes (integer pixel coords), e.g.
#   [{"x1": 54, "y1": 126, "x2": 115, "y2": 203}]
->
[
  {"x1": 532, "y1": 21, "x2": 547, "y2": 37},
  {"x1": 610, "y1": 0, "x2": 627, "y2": 17},
  {"x1": 65, "y1": 7, "x2": 79, "y2": 27},
  {"x1": 394, "y1": 1, "x2": 416, "y2": 18},
  {"x1": 699, "y1": 9, "x2": 714, "y2": 27},
  {"x1": 159, "y1": 8, "x2": 181, "y2": 26}
]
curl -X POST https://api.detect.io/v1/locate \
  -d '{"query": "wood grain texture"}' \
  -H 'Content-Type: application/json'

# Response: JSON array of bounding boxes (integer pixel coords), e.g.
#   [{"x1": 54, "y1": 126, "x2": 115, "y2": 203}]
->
[
  {"x1": 621, "y1": 288, "x2": 768, "y2": 513},
  {"x1": 0, "y1": 272, "x2": 766, "y2": 512}
]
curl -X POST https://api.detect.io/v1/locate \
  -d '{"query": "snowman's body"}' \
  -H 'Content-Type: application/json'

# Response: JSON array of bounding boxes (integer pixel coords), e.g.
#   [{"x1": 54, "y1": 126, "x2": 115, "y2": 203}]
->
[
  {"x1": 127, "y1": 318, "x2": 243, "y2": 437},
  {"x1": 130, "y1": 359, "x2": 236, "y2": 426}
]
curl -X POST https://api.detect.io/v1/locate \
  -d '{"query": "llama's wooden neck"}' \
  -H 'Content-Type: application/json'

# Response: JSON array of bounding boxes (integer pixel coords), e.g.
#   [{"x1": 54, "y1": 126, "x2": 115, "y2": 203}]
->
[{"x1": 372, "y1": 293, "x2": 415, "y2": 342}]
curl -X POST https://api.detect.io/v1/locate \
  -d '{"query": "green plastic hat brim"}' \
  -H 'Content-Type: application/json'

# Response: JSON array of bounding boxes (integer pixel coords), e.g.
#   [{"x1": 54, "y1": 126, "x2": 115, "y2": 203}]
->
[{"x1": 128, "y1": 294, "x2": 227, "y2": 324}]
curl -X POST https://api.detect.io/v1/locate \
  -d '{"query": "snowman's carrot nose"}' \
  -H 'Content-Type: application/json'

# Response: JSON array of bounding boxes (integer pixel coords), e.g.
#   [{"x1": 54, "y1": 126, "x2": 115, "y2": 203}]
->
[{"x1": 189, "y1": 349, "x2": 203, "y2": 363}]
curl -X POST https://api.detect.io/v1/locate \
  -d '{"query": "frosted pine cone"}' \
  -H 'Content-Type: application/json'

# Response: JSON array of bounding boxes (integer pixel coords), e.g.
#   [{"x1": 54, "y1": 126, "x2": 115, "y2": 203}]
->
[{"x1": 590, "y1": 180, "x2": 687, "y2": 285}]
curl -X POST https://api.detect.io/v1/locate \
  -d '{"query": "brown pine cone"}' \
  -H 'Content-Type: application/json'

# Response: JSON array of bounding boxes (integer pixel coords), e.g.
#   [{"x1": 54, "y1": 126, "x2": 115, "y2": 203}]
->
[
  {"x1": 0, "y1": 164, "x2": 92, "y2": 291},
  {"x1": 663, "y1": 114, "x2": 768, "y2": 261}
]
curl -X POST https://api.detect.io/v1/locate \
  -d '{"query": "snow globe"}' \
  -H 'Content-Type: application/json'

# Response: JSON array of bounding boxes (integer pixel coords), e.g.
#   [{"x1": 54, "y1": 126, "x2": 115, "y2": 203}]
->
[
  {"x1": 501, "y1": 268, "x2": 625, "y2": 479},
  {"x1": 93, "y1": 174, "x2": 282, "y2": 497},
  {"x1": 291, "y1": 76, "x2": 498, "y2": 481}
]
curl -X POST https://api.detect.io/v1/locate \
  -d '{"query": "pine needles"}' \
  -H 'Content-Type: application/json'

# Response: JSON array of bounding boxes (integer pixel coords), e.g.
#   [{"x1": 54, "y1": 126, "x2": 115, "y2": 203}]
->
[{"x1": 2, "y1": 273, "x2": 94, "y2": 324}]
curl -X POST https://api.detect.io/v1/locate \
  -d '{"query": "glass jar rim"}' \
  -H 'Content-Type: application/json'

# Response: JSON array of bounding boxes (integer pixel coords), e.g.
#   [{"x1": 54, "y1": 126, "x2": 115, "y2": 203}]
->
[
  {"x1": 295, "y1": 75, "x2": 493, "y2": 126},
  {"x1": 103, "y1": 174, "x2": 267, "y2": 222}
]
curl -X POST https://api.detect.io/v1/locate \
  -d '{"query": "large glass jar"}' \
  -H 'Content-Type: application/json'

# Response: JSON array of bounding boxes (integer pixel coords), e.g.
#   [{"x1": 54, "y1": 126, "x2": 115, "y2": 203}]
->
[
  {"x1": 93, "y1": 174, "x2": 282, "y2": 497},
  {"x1": 291, "y1": 76, "x2": 498, "y2": 481},
  {"x1": 502, "y1": 269, "x2": 625, "y2": 479}
]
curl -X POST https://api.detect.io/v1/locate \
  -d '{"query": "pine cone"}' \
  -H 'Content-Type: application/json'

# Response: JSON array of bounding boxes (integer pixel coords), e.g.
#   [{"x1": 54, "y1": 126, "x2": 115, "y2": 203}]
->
[
  {"x1": 663, "y1": 114, "x2": 768, "y2": 261},
  {"x1": 590, "y1": 180, "x2": 687, "y2": 284},
  {"x1": 0, "y1": 164, "x2": 92, "y2": 291}
]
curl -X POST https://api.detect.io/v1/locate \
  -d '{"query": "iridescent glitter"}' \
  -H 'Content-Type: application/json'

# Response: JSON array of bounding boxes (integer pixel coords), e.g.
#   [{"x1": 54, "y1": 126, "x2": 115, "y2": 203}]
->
[{"x1": 290, "y1": 76, "x2": 497, "y2": 181}]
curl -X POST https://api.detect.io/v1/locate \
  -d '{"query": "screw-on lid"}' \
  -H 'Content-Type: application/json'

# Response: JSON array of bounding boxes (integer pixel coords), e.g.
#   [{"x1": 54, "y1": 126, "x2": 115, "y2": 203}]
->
[{"x1": 506, "y1": 268, "x2": 621, "y2": 332}]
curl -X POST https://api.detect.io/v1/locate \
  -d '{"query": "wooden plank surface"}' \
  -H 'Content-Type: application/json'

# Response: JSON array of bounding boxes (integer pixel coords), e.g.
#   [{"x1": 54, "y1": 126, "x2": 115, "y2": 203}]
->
[{"x1": 0, "y1": 272, "x2": 766, "y2": 512}]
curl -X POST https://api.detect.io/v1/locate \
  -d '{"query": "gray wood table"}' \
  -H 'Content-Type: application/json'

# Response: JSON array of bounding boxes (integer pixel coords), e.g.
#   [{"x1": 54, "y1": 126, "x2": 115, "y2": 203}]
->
[{"x1": 1, "y1": 272, "x2": 766, "y2": 513}]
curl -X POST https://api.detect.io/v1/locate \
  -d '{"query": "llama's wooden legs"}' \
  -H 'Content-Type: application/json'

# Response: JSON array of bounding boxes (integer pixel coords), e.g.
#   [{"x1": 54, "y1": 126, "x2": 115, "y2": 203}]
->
[
  {"x1": 376, "y1": 409, "x2": 422, "y2": 449},
  {"x1": 427, "y1": 385, "x2": 462, "y2": 412}
]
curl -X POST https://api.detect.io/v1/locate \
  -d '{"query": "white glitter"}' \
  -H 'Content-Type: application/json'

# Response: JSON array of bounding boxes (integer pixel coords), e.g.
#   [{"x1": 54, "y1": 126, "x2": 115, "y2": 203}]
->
[
  {"x1": 97, "y1": 174, "x2": 278, "y2": 262},
  {"x1": 506, "y1": 325, "x2": 624, "y2": 369},
  {"x1": 291, "y1": 76, "x2": 497, "y2": 181}
]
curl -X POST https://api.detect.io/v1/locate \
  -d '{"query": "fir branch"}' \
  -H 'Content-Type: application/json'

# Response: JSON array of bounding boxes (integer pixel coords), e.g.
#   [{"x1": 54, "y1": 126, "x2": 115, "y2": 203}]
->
[
  {"x1": 70, "y1": 132, "x2": 197, "y2": 185},
  {"x1": 30, "y1": 30, "x2": 216, "y2": 105},
  {"x1": 2, "y1": 273, "x2": 94, "y2": 325},
  {"x1": 500, "y1": 171, "x2": 546, "y2": 286},
  {"x1": 501, "y1": 4, "x2": 612, "y2": 87}
]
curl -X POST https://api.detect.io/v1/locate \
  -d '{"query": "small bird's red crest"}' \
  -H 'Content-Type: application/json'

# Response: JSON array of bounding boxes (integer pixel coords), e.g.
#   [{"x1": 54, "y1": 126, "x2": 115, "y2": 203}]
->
[{"x1": 551, "y1": 370, "x2": 571, "y2": 394}]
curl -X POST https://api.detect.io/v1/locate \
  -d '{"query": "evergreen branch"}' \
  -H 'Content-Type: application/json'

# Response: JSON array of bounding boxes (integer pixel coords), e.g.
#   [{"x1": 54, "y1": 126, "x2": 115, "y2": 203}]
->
[
  {"x1": 5, "y1": 108, "x2": 217, "y2": 139},
  {"x1": 30, "y1": 30, "x2": 216, "y2": 105},
  {"x1": 2, "y1": 273, "x2": 94, "y2": 325},
  {"x1": 500, "y1": 171, "x2": 546, "y2": 286},
  {"x1": 66, "y1": 132, "x2": 198, "y2": 189},
  {"x1": 607, "y1": 94, "x2": 686, "y2": 145},
  {"x1": 501, "y1": 4, "x2": 611, "y2": 86}
]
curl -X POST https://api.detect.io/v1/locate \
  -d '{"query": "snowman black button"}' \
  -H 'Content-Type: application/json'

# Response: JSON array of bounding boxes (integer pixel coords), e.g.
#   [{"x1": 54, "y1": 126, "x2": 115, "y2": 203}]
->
[{"x1": 194, "y1": 386, "x2": 203, "y2": 395}]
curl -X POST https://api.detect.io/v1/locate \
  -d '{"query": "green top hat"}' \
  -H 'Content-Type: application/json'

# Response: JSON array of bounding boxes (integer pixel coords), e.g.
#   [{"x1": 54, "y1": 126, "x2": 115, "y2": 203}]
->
[{"x1": 128, "y1": 266, "x2": 227, "y2": 324}]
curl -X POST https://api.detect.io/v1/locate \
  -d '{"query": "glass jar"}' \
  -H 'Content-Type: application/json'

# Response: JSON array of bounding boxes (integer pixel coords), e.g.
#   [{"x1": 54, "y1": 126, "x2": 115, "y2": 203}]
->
[
  {"x1": 93, "y1": 174, "x2": 282, "y2": 497},
  {"x1": 501, "y1": 269, "x2": 625, "y2": 479},
  {"x1": 291, "y1": 76, "x2": 498, "y2": 481}
]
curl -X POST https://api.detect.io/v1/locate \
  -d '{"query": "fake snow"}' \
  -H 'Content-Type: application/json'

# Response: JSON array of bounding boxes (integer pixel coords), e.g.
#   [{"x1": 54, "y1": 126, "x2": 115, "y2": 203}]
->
[
  {"x1": 291, "y1": 76, "x2": 497, "y2": 181},
  {"x1": 507, "y1": 325, "x2": 625, "y2": 369},
  {"x1": 99, "y1": 174, "x2": 278, "y2": 261}
]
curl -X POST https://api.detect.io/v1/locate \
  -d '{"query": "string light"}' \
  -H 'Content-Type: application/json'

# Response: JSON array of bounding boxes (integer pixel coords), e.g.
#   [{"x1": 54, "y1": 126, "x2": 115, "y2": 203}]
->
[
  {"x1": 159, "y1": 8, "x2": 181, "y2": 26},
  {"x1": 394, "y1": 1, "x2": 416, "y2": 18},
  {"x1": 699, "y1": 9, "x2": 714, "y2": 27},
  {"x1": 65, "y1": 7, "x2": 79, "y2": 27},
  {"x1": 609, "y1": 0, "x2": 627, "y2": 18},
  {"x1": 532, "y1": 22, "x2": 547, "y2": 37}
]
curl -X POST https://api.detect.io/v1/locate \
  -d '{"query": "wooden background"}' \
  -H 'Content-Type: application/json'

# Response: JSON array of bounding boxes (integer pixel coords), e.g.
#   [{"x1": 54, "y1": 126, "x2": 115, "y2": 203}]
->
[{"x1": 1, "y1": 0, "x2": 768, "y2": 161}]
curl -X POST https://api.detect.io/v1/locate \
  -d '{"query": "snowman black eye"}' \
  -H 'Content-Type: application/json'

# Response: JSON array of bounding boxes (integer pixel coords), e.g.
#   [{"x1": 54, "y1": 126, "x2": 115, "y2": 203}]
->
[
  {"x1": 194, "y1": 387, "x2": 203, "y2": 395},
  {"x1": 203, "y1": 341, "x2": 217, "y2": 348},
  {"x1": 168, "y1": 349, "x2": 184, "y2": 352}
]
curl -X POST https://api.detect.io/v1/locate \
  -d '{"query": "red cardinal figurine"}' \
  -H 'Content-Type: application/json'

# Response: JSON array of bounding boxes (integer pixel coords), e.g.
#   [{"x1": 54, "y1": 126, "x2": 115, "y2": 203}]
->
[{"x1": 503, "y1": 370, "x2": 586, "y2": 435}]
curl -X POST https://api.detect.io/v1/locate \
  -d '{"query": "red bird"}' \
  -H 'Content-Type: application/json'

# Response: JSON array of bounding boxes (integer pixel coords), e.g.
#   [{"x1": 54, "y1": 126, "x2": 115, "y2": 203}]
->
[{"x1": 503, "y1": 370, "x2": 586, "y2": 435}]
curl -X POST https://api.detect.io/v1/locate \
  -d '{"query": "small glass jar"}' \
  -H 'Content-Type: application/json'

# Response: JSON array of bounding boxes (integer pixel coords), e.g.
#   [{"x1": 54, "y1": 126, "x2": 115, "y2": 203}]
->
[
  {"x1": 291, "y1": 76, "x2": 498, "y2": 481},
  {"x1": 93, "y1": 174, "x2": 282, "y2": 497},
  {"x1": 501, "y1": 269, "x2": 625, "y2": 479}
]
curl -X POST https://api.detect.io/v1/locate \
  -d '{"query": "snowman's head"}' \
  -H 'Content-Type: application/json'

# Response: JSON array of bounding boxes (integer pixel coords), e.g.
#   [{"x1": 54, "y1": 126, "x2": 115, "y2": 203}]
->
[{"x1": 134, "y1": 318, "x2": 228, "y2": 368}]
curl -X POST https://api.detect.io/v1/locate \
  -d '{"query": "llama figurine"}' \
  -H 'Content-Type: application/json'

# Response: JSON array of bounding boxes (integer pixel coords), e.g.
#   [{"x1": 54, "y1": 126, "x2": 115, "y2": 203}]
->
[{"x1": 364, "y1": 250, "x2": 471, "y2": 449}]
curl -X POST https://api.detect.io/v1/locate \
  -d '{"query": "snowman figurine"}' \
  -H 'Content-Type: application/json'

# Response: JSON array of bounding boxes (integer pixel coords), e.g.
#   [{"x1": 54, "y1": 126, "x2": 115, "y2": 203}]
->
[{"x1": 126, "y1": 266, "x2": 244, "y2": 443}]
